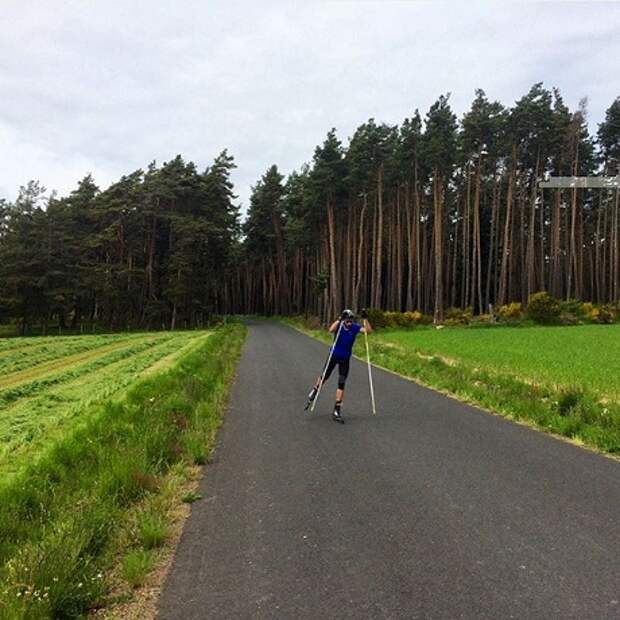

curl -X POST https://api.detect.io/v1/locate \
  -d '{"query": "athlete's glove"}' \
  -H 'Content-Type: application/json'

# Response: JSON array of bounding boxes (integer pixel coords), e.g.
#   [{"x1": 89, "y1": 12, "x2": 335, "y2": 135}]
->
[{"x1": 360, "y1": 308, "x2": 368, "y2": 319}]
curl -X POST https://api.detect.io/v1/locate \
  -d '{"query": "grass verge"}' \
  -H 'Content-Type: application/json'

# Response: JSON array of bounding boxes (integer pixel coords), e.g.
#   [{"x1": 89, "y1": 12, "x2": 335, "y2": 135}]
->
[
  {"x1": 283, "y1": 318, "x2": 620, "y2": 457},
  {"x1": 0, "y1": 332, "x2": 207, "y2": 478},
  {"x1": 0, "y1": 323, "x2": 246, "y2": 619}
]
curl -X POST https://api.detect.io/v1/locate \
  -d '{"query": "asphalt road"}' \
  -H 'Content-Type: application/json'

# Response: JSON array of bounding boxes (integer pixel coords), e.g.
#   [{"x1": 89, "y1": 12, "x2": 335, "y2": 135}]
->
[{"x1": 158, "y1": 321, "x2": 620, "y2": 620}]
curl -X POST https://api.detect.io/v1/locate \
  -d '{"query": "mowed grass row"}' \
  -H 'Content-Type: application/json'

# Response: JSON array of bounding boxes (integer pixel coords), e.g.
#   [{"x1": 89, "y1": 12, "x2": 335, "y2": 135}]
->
[
  {"x1": 0, "y1": 333, "x2": 148, "y2": 377},
  {"x1": 0, "y1": 324, "x2": 246, "y2": 619},
  {"x1": 0, "y1": 334, "x2": 171, "y2": 390},
  {"x1": 0, "y1": 332, "x2": 128, "y2": 354},
  {"x1": 286, "y1": 319, "x2": 620, "y2": 455},
  {"x1": 0, "y1": 331, "x2": 207, "y2": 478},
  {"x1": 0, "y1": 332, "x2": 175, "y2": 407}
]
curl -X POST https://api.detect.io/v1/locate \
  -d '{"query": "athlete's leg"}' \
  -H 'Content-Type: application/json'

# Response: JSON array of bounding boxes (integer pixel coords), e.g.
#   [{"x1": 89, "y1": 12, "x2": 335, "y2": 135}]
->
[
  {"x1": 308, "y1": 357, "x2": 338, "y2": 403},
  {"x1": 318, "y1": 357, "x2": 338, "y2": 387},
  {"x1": 333, "y1": 358, "x2": 350, "y2": 415}
]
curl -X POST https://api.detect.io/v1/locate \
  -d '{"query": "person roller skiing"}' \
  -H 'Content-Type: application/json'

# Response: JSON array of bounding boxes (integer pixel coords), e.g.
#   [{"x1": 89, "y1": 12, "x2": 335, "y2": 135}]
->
[{"x1": 305, "y1": 308, "x2": 372, "y2": 423}]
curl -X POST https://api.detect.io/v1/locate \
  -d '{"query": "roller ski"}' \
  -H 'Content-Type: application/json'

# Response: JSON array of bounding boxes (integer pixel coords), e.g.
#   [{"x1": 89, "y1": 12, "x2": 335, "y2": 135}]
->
[
  {"x1": 332, "y1": 403, "x2": 345, "y2": 424},
  {"x1": 304, "y1": 386, "x2": 318, "y2": 411}
]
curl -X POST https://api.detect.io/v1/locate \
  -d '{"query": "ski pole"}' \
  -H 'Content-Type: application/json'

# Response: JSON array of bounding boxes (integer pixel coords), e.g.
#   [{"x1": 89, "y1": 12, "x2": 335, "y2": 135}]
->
[
  {"x1": 311, "y1": 319, "x2": 343, "y2": 412},
  {"x1": 363, "y1": 326, "x2": 376, "y2": 415}
]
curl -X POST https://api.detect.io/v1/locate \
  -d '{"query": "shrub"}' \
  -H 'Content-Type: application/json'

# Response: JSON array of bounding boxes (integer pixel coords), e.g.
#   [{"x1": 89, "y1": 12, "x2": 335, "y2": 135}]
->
[
  {"x1": 527, "y1": 292, "x2": 561, "y2": 324},
  {"x1": 390, "y1": 313, "x2": 405, "y2": 327},
  {"x1": 470, "y1": 313, "x2": 493, "y2": 325},
  {"x1": 596, "y1": 304, "x2": 616, "y2": 324},
  {"x1": 581, "y1": 302, "x2": 596, "y2": 321},
  {"x1": 400, "y1": 311, "x2": 424, "y2": 327},
  {"x1": 365, "y1": 308, "x2": 388, "y2": 328},
  {"x1": 419, "y1": 313, "x2": 434, "y2": 325},
  {"x1": 497, "y1": 302, "x2": 523, "y2": 322},
  {"x1": 560, "y1": 312, "x2": 581, "y2": 326},
  {"x1": 445, "y1": 307, "x2": 472, "y2": 325},
  {"x1": 383, "y1": 312, "x2": 399, "y2": 327},
  {"x1": 581, "y1": 303, "x2": 617, "y2": 324},
  {"x1": 558, "y1": 299, "x2": 585, "y2": 325},
  {"x1": 444, "y1": 308, "x2": 473, "y2": 327},
  {"x1": 560, "y1": 299, "x2": 586, "y2": 319},
  {"x1": 361, "y1": 309, "x2": 429, "y2": 329}
]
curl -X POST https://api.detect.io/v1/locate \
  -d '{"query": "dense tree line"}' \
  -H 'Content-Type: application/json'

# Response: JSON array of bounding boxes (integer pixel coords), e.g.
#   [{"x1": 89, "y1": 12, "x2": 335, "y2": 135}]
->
[
  {"x1": 232, "y1": 85, "x2": 620, "y2": 321},
  {"x1": 1, "y1": 85, "x2": 619, "y2": 332},
  {"x1": 0, "y1": 154, "x2": 239, "y2": 334}
]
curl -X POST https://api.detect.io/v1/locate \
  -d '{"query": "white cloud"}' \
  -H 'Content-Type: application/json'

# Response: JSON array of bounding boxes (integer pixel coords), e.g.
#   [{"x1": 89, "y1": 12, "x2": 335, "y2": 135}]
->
[{"x1": 1, "y1": 0, "x2": 619, "y2": 210}]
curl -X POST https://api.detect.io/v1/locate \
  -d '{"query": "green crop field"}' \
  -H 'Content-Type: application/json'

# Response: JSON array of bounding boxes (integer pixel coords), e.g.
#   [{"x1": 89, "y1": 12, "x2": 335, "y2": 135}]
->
[
  {"x1": 0, "y1": 330, "x2": 210, "y2": 479},
  {"x1": 376, "y1": 324, "x2": 620, "y2": 401}
]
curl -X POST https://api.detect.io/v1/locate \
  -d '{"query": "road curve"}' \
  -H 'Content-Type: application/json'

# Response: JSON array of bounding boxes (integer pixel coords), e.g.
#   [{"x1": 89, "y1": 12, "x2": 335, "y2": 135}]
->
[{"x1": 158, "y1": 320, "x2": 620, "y2": 620}]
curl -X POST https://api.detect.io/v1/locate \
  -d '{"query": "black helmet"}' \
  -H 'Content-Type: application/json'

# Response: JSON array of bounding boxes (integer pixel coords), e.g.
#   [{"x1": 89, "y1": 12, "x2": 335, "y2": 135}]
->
[{"x1": 341, "y1": 309, "x2": 355, "y2": 320}]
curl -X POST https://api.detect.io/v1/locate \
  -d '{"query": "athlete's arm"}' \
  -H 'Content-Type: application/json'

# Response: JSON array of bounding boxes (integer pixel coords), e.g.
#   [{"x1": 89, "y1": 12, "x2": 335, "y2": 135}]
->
[
  {"x1": 329, "y1": 320, "x2": 340, "y2": 333},
  {"x1": 360, "y1": 319, "x2": 372, "y2": 334}
]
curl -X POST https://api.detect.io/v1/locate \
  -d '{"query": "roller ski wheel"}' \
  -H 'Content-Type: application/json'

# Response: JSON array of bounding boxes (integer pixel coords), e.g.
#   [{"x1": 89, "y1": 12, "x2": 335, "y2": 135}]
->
[{"x1": 332, "y1": 411, "x2": 345, "y2": 424}]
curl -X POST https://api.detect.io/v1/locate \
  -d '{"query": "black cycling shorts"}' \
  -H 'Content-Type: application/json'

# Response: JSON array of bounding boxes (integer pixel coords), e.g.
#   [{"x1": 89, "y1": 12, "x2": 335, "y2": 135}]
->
[{"x1": 323, "y1": 357, "x2": 350, "y2": 385}]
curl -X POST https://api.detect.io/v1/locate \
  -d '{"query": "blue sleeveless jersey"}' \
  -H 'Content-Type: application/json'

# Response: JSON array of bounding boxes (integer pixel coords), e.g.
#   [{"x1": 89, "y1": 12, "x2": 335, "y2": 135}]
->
[{"x1": 332, "y1": 322, "x2": 361, "y2": 360}]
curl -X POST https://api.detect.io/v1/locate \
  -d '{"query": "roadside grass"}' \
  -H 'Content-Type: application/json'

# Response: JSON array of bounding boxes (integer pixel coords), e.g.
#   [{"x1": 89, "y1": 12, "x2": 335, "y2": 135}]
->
[
  {"x1": 0, "y1": 324, "x2": 246, "y2": 619},
  {"x1": 122, "y1": 551, "x2": 156, "y2": 589},
  {"x1": 137, "y1": 512, "x2": 168, "y2": 550},
  {"x1": 0, "y1": 332, "x2": 207, "y2": 477},
  {"x1": 284, "y1": 318, "x2": 620, "y2": 456}
]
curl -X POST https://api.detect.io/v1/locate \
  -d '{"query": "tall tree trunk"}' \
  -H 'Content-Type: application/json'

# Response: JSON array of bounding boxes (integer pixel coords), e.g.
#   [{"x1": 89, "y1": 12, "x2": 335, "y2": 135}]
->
[
  {"x1": 613, "y1": 188, "x2": 619, "y2": 301},
  {"x1": 405, "y1": 182, "x2": 413, "y2": 309},
  {"x1": 327, "y1": 198, "x2": 339, "y2": 317},
  {"x1": 526, "y1": 155, "x2": 540, "y2": 300},
  {"x1": 485, "y1": 178, "x2": 498, "y2": 311},
  {"x1": 433, "y1": 170, "x2": 444, "y2": 323},
  {"x1": 463, "y1": 166, "x2": 471, "y2": 308},
  {"x1": 498, "y1": 150, "x2": 516, "y2": 306},
  {"x1": 395, "y1": 189, "x2": 403, "y2": 311},
  {"x1": 472, "y1": 158, "x2": 483, "y2": 313},
  {"x1": 373, "y1": 165, "x2": 384, "y2": 309},
  {"x1": 354, "y1": 195, "x2": 367, "y2": 311},
  {"x1": 415, "y1": 182, "x2": 422, "y2": 311},
  {"x1": 451, "y1": 213, "x2": 459, "y2": 308}
]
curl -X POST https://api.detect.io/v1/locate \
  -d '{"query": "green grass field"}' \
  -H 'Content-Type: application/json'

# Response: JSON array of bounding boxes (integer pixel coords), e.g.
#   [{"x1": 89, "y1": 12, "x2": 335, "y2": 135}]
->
[
  {"x1": 0, "y1": 325, "x2": 246, "y2": 619},
  {"x1": 376, "y1": 324, "x2": 620, "y2": 401},
  {"x1": 0, "y1": 331, "x2": 209, "y2": 478}
]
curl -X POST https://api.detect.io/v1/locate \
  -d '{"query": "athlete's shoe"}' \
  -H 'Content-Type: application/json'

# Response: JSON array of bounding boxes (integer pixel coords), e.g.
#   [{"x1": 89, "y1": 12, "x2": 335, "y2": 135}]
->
[{"x1": 332, "y1": 409, "x2": 344, "y2": 424}]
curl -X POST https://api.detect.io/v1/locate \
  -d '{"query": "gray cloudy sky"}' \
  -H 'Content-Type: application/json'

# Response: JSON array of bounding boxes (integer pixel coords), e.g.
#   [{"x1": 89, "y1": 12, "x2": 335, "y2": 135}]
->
[{"x1": 1, "y1": 0, "x2": 619, "y2": 212}]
